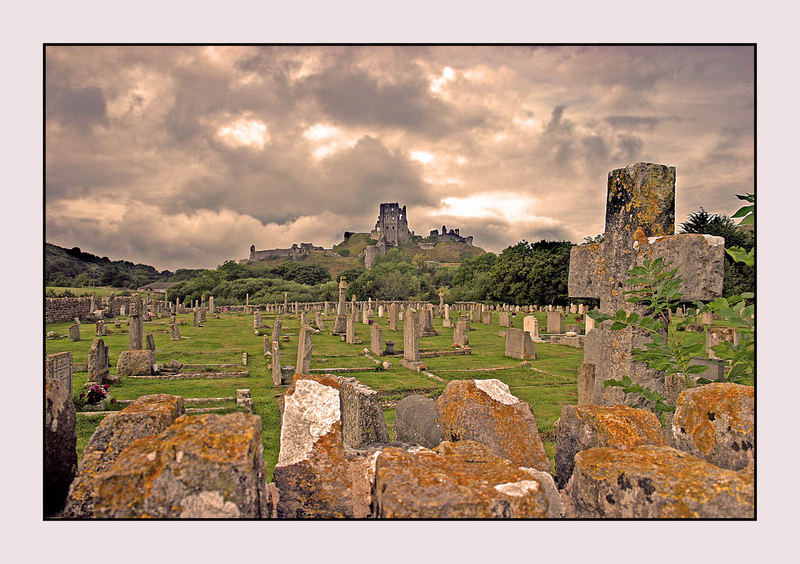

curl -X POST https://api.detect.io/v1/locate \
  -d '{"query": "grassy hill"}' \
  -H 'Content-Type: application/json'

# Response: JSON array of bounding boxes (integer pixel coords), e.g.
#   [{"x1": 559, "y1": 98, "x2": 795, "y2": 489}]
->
[{"x1": 45, "y1": 243, "x2": 171, "y2": 289}]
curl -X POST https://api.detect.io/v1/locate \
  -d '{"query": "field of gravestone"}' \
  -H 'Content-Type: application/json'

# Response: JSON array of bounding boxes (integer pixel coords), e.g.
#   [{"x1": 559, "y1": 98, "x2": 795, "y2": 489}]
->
[{"x1": 45, "y1": 306, "x2": 749, "y2": 481}]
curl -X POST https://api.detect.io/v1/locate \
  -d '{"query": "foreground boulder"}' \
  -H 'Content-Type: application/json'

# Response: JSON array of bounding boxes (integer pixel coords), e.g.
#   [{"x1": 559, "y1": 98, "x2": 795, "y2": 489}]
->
[
  {"x1": 436, "y1": 379, "x2": 549, "y2": 472},
  {"x1": 564, "y1": 445, "x2": 754, "y2": 518},
  {"x1": 45, "y1": 352, "x2": 77, "y2": 516},
  {"x1": 116, "y1": 349, "x2": 155, "y2": 376},
  {"x1": 373, "y1": 441, "x2": 558, "y2": 518},
  {"x1": 94, "y1": 413, "x2": 267, "y2": 518},
  {"x1": 393, "y1": 395, "x2": 442, "y2": 448},
  {"x1": 672, "y1": 383, "x2": 754, "y2": 471},
  {"x1": 554, "y1": 404, "x2": 664, "y2": 488},
  {"x1": 272, "y1": 375, "x2": 371, "y2": 518},
  {"x1": 63, "y1": 394, "x2": 185, "y2": 517}
]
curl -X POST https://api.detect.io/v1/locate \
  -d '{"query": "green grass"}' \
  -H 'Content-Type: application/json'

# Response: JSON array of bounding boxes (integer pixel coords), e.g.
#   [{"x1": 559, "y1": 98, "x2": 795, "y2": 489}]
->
[
  {"x1": 47, "y1": 286, "x2": 127, "y2": 298},
  {"x1": 46, "y1": 307, "x2": 746, "y2": 480}
]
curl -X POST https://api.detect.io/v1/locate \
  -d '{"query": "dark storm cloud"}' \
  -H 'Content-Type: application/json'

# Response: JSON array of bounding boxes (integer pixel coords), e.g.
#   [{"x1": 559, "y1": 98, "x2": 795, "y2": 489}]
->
[
  {"x1": 46, "y1": 82, "x2": 107, "y2": 133},
  {"x1": 604, "y1": 116, "x2": 674, "y2": 130}
]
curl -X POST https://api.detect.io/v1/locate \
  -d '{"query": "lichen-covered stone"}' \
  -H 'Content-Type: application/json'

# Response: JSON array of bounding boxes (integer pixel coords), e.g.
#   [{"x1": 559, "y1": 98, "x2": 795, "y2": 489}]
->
[
  {"x1": 373, "y1": 441, "x2": 552, "y2": 518},
  {"x1": 339, "y1": 377, "x2": 389, "y2": 447},
  {"x1": 436, "y1": 379, "x2": 549, "y2": 472},
  {"x1": 672, "y1": 383, "x2": 754, "y2": 471},
  {"x1": 272, "y1": 376, "x2": 361, "y2": 518},
  {"x1": 554, "y1": 404, "x2": 664, "y2": 488},
  {"x1": 45, "y1": 352, "x2": 76, "y2": 516},
  {"x1": 393, "y1": 394, "x2": 442, "y2": 448},
  {"x1": 116, "y1": 349, "x2": 155, "y2": 376},
  {"x1": 565, "y1": 445, "x2": 754, "y2": 518},
  {"x1": 63, "y1": 394, "x2": 185, "y2": 517},
  {"x1": 93, "y1": 413, "x2": 267, "y2": 518}
]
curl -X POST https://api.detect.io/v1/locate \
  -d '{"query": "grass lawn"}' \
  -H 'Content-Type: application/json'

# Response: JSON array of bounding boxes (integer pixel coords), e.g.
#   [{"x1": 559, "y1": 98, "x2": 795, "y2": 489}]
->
[{"x1": 45, "y1": 306, "x2": 746, "y2": 480}]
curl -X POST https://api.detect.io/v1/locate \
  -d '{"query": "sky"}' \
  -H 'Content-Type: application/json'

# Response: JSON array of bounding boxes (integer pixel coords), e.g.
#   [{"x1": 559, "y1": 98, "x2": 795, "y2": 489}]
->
[{"x1": 45, "y1": 45, "x2": 754, "y2": 271}]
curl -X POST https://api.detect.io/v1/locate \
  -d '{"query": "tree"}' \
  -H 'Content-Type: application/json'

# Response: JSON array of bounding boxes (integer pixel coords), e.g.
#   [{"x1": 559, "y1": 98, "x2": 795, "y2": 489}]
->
[{"x1": 486, "y1": 240, "x2": 574, "y2": 305}]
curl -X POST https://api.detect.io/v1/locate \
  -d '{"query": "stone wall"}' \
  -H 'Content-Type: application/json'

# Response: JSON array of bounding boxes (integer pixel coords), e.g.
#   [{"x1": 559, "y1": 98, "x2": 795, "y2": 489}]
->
[{"x1": 45, "y1": 297, "x2": 93, "y2": 324}]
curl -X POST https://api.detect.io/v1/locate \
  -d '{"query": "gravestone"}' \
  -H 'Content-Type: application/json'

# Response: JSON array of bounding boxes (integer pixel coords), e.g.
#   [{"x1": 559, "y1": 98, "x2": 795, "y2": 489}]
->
[
  {"x1": 420, "y1": 308, "x2": 436, "y2": 337},
  {"x1": 689, "y1": 356, "x2": 726, "y2": 381},
  {"x1": 271, "y1": 341, "x2": 284, "y2": 386},
  {"x1": 324, "y1": 301, "x2": 330, "y2": 315},
  {"x1": 523, "y1": 315, "x2": 544, "y2": 342},
  {"x1": 701, "y1": 311, "x2": 714, "y2": 325},
  {"x1": 442, "y1": 304, "x2": 452, "y2": 328},
  {"x1": 438, "y1": 288, "x2": 445, "y2": 316},
  {"x1": 295, "y1": 325, "x2": 313, "y2": 376},
  {"x1": 68, "y1": 323, "x2": 81, "y2": 341},
  {"x1": 706, "y1": 327, "x2": 739, "y2": 359},
  {"x1": 271, "y1": 318, "x2": 283, "y2": 344},
  {"x1": 370, "y1": 323, "x2": 383, "y2": 356},
  {"x1": 453, "y1": 318, "x2": 470, "y2": 347},
  {"x1": 504, "y1": 328, "x2": 536, "y2": 360},
  {"x1": 584, "y1": 312, "x2": 596, "y2": 334},
  {"x1": 315, "y1": 312, "x2": 325, "y2": 331},
  {"x1": 578, "y1": 363, "x2": 596, "y2": 405},
  {"x1": 87, "y1": 338, "x2": 111, "y2": 384},
  {"x1": 332, "y1": 278, "x2": 348, "y2": 334},
  {"x1": 345, "y1": 314, "x2": 356, "y2": 344},
  {"x1": 401, "y1": 308, "x2": 421, "y2": 370},
  {"x1": 361, "y1": 307, "x2": 369, "y2": 325},
  {"x1": 482, "y1": 311, "x2": 492, "y2": 324},
  {"x1": 498, "y1": 311, "x2": 512, "y2": 328},
  {"x1": 378, "y1": 305, "x2": 384, "y2": 318},
  {"x1": 384, "y1": 340, "x2": 396, "y2": 355},
  {"x1": 45, "y1": 352, "x2": 76, "y2": 516},
  {"x1": 546, "y1": 311, "x2": 562, "y2": 334},
  {"x1": 96, "y1": 320, "x2": 107, "y2": 337},
  {"x1": 193, "y1": 308, "x2": 200, "y2": 327},
  {"x1": 168, "y1": 322, "x2": 181, "y2": 341},
  {"x1": 145, "y1": 333, "x2": 155, "y2": 351},
  {"x1": 568, "y1": 162, "x2": 725, "y2": 407},
  {"x1": 208, "y1": 296, "x2": 214, "y2": 315},
  {"x1": 388, "y1": 303, "x2": 398, "y2": 331},
  {"x1": 254, "y1": 310, "x2": 263, "y2": 330}
]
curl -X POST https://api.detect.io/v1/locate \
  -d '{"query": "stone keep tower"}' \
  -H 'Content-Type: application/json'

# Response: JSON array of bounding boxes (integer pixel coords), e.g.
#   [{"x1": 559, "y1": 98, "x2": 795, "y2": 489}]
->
[{"x1": 371, "y1": 203, "x2": 410, "y2": 247}]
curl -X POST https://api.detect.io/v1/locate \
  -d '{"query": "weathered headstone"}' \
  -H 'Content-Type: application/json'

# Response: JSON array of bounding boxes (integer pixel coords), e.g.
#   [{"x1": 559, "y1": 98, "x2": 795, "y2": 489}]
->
[
  {"x1": 370, "y1": 323, "x2": 383, "y2": 356},
  {"x1": 68, "y1": 323, "x2": 81, "y2": 341},
  {"x1": 95, "y1": 320, "x2": 107, "y2": 337},
  {"x1": 523, "y1": 315, "x2": 544, "y2": 342},
  {"x1": 193, "y1": 308, "x2": 200, "y2": 327},
  {"x1": 568, "y1": 163, "x2": 725, "y2": 407},
  {"x1": 482, "y1": 311, "x2": 492, "y2": 324},
  {"x1": 498, "y1": 311, "x2": 512, "y2": 328},
  {"x1": 706, "y1": 327, "x2": 739, "y2": 359},
  {"x1": 87, "y1": 338, "x2": 111, "y2": 384},
  {"x1": 578, "y1": 363, "x2": 596, "y2": 406},
  {"x1": 546, "y1": 311, "x2": 562, "y2": 334},
  {"x1": 401, "y1": 308, "x2": 421, "y2": 370},
  {"x1": 388, "y1": 303, "x2": 398, "y2": 331},
  {"x1": 345, "y1": 314, "x2": 355, "y2": 344},
  {"x1": 295, "y1": 325, "x2": 313, "y2": 376},
  {"x1": 393, "y1": 395, "x2": 443, "y2": 448},
  {"x1": 504, "y1": 328, "x2": 536, "y2": 360},
  {"x1": 332, "y1": 278, "x2": 348, "y2": 334},
  {"x1": 254, "y1": 310, "x2": 264, "y2": 330},
  {"x1": 453, "y1": 318, "x2": 469, "y2": 346},
  {"x1": 45, "y1": 352, "x2": 77, "y2": 516},
  {"x1": 116, "y1": 349, "x2": 155, "y2": 376},
  {"x1": 584, "y1": 312, "x2": 596, "y2": 334},
  {"x1": 420, "y1": 307, "x2": 436, "y2": 337},
  {"x1": 271, "y1": 318, "x2": 283, "y2": 344},
  {"x1": 145, "y1": 333, "x2": 155, "y2": 351},
  {"x1": 271, "y1": 341, "x2": 284, "y2": 386},
  {"x1": 168, "y1": 322, "x2": 181, "y2": 341},
  {"x1": 129, "y1": 295, "x2": 144, "y2": 349},
  {"x1": 384, "y1": 340, "x2": 396, "y2": 355}
]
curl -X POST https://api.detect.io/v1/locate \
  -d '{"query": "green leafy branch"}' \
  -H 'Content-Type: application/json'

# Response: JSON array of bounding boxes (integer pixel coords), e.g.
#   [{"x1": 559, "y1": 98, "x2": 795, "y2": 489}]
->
[
  {"x1": 693, "y1": 292, "x2": 754, "y2": 384},
  {"x1": 726, "y1": 194, "x2": 754, "y2": 266}
]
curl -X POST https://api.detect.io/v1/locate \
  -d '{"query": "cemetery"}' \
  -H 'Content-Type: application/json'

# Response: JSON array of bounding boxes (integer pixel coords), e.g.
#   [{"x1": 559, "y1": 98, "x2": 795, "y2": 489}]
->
[{"x1": 44, "y1": 163, "x2": 755, "y2": 520}]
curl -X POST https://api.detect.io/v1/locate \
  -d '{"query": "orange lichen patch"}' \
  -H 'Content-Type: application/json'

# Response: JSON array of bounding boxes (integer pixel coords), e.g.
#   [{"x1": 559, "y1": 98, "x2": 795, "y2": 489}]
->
[
  {"x1": 374, "y1": 441, "x2": 549, "y2": 518},
  {"x1": 575, "y1": 446, "x2": 754, "y2": 511},
  {"x1": 674, "y1": 383, "x2": 754, "y2": 455},
  {"x1": 116, "y1": 394, "x2": 185, "y2": 417},
  {"x1": 289, "y1": 373, "x2": 341, "y2": 392},
  {"x1": 94, "y1": 413, "x2": 262, "y2": 517},
  {"x1": 576, "y1": 405, "x2": 664, "y2": 448},
  {"x1": 633, "y1": 226, "x2": 649, "y2": 248},
  {"x1": 436, "y1": 380, "x2": 549, "y2": 471}
]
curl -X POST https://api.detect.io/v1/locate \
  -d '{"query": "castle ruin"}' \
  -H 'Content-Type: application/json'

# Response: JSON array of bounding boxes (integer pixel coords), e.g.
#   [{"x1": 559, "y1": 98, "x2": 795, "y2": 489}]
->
[
  {"x1": 244, "y1": 242, "x2": 324, "y2": 263},
  {"x1": 429, "y1": 225, "x2": 473, "y2": 246},
  {"x1": 370, "y1": 203, "x2": 411, "y2": 247}
]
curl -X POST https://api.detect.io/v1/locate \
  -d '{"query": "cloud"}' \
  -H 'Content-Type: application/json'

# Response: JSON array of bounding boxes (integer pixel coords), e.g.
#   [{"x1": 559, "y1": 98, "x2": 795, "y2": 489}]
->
[{"x1": 44, "y1": 45, "x2": 754, "y2": 269}]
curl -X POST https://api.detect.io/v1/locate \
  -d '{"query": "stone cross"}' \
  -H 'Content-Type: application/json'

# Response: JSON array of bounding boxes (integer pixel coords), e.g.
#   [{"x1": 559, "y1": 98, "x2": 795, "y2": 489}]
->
[
  {"x1": 568, "y1": 162, "x2": 725, "y2": 405},
  {"x1": 438, "y1": 288, "x2": 445, "y2": 315}
]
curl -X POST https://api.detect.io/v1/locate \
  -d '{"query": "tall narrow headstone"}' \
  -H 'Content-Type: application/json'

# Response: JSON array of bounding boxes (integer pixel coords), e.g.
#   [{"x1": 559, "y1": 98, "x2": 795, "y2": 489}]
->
[
  {"x1": 129, "y1": 295, "x2": 144, "y2": 349},
  {"x1": 271, "y1": 318, "x2": 283, "y2": 344},
  {"x1": 498, "y1": 312, "x2": 512, "y2": 328},
  {"x1": 333, "y1": 277, "x2": 348, "y2": 334},
  {"x1": 568, "y1": 162, "x2": 725, "y2": 406},
  {"x1": 168, "y1": 322, "x2": 181, "y2": 341},
  {"x1": 388, "y1": 303, "x2": 398, "y2": 331},
  {"x1": 88, "y1": 338, "x2": 110, "y2": 384},
  {"x1": 401, "y1": 308, "x2": 421, "y2": 369},
  {"x1": 584, "y1": 312, "x2": 596, "y2": 334},
  {"x1": 68, "y1": 324, "x2": 81, "y2": 342},
  {"x1": 96, "y1": 320, "x2": 107, "y2": 337},
  {"x1": 295, "y1": 325, "x2": 313, "y2": 376},
  {"x1": 193, "y1": 308, "x2": 200, "y2": 327},
  {"x1": 145, "y1": 333, "x2": 155, "y2": 352},
  {"x1": 370, "y1": 323, "x2": 383, "y2": 356},
  {"x1": 453, "y1": 318, "x2": 469, "y2": 346},
  {"x1": 346, "y1": 314, "x2": 355, "y2": 344},
  {"x1": 271, "y1": 341, "x2": 283, "y2": 386},
  {"x1": 378, "y1": 305, "x2": 384, "y2": 318},
  {"x1": 523, "y1": 316, "x2": 543, "y2": 342},
  {"x1": 315, "y1": 312, "x2": 325, "y2": 331}
]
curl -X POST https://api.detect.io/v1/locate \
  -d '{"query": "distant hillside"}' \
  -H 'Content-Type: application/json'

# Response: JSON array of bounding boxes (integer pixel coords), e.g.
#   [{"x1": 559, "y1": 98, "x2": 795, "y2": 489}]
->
[
  {"x1": 45, "y1": 243, "x2": 172, "y2": 289},
  {"x1": 245, "y1": 232, "x2": 487, "y2": 278}
]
